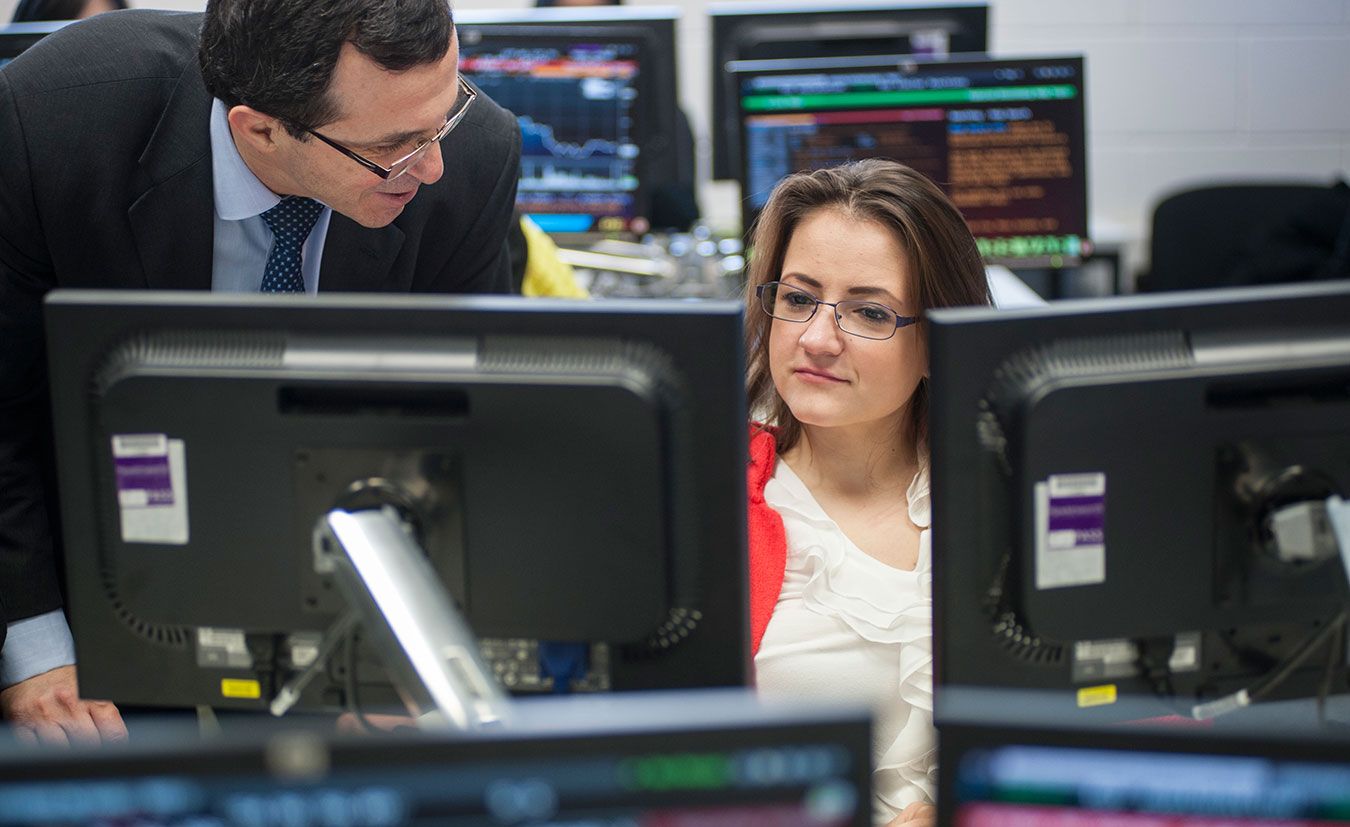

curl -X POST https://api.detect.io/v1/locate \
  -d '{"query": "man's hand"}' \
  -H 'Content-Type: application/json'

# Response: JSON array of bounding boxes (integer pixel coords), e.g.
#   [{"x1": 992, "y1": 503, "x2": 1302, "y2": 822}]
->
[
  {"x1": 335, "y1": 711, "x2": 418, "y2": 735},
  {"x1": 0, "y1": 665, "x2": 128, "y2": 746},
  {"x1": 887, "y1": 801, "x2": 936, "y2": 827}
]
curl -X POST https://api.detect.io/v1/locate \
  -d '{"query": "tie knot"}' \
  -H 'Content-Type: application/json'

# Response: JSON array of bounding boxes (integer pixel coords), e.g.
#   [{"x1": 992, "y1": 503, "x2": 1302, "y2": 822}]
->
[{"x1": 261, "y1": 196, "x2": 324, "y2": 237}]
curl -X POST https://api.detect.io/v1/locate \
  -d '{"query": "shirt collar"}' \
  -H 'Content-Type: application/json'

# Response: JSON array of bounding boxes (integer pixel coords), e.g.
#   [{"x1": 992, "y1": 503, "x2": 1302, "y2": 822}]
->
[{"x1": 210, "y1": 98, "x2": 283, "y2": 221}]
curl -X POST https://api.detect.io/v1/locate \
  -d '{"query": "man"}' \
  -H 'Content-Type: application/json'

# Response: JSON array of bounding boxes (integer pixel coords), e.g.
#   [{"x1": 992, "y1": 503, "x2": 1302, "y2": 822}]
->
[{"x1": 0, "y1": 0, "x2": 521, "y2": 745}]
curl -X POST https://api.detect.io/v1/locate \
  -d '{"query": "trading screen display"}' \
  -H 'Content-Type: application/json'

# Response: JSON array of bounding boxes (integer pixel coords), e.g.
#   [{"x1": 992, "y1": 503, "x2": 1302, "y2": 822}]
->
[
  {"x1": 0, "y1": 738, "x2": 868, "y2": 827},
  {"x1": 462, "y1": 40, "x2": 644, "y2": 235},
  {"x1": 949, "y1": 742, "x2": 1350, "y2": 825},
  {"x1": 0, "y1": 23, "x2": 66, "y2": 70},
  {"x1": 738, "y1": 56, "x2": 1088, "y2": 267}
]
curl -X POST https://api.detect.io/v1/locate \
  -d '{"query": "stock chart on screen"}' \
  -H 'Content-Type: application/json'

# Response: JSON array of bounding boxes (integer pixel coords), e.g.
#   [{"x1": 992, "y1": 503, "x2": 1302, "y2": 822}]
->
[
  {"x1": 734, "y1": 55, "x2": 1089, "y2": 267},
  {"x1": 463, "y1": 39, "x2": 645, "y2": 235}
]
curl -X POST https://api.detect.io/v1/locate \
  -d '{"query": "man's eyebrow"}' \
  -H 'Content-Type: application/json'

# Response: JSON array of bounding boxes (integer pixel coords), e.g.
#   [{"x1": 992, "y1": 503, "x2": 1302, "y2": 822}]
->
[
  {"x1": 353, "y1": 115, "x2": 447, "y2": 150},
  {"x1": 349, "y1": 89, "x2": 462, "y2": 149}
]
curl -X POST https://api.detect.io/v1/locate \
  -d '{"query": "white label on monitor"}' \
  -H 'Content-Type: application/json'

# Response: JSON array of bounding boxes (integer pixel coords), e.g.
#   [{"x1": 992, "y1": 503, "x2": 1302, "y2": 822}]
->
[
  {"x1": 196, "y1": 627, "x2": 251, "y2": 669},
  {"x1": 112, "y1": 434, "x2": 189, "y2": 545},
  {"x1": 1034, "y1": 472, "x2": 1105, "y2": 589}
]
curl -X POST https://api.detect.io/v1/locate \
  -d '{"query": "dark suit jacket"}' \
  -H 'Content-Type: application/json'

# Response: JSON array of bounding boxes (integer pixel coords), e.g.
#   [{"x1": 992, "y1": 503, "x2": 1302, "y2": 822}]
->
[{"x1": 0, "y1": 11, "x2": 523, "y2": 626}]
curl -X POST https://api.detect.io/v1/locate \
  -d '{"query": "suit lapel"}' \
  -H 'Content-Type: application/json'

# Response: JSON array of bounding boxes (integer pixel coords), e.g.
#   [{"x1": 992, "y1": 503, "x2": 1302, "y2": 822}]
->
[
  {"x1": 318, "y1": 214, "x2": 408, "y2": 293},
  {"x1": 128, "y1": 61, "x2": 215, "y2": 292}
]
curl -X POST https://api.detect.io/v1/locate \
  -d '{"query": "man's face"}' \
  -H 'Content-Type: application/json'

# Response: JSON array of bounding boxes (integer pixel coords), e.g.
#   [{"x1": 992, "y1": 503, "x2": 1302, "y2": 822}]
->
[{"x1": 277, "y1": 37, "x2": 463, "y2": 228}]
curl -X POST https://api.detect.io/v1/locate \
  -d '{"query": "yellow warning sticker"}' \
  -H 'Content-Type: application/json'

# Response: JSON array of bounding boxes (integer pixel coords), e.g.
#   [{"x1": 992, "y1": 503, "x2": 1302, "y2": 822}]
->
[
  {"x1": 1076, "y1": 684, "x2": 1118, "y2": 708},
  {"x1": 221, "y1": 678, "x2": 261, "y2": 699}
]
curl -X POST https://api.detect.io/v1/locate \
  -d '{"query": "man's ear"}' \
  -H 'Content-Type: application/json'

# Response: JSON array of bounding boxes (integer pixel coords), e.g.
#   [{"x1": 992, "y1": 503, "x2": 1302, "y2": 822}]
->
[{"x1": 226, "y1": 105, "x2": 285, "y2": 155}]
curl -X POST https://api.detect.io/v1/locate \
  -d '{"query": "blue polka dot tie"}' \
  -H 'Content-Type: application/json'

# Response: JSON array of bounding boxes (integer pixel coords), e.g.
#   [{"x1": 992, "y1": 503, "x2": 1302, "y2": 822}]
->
[{"x1": 259, "y1": 196, "x2": 324, "y2": 293}]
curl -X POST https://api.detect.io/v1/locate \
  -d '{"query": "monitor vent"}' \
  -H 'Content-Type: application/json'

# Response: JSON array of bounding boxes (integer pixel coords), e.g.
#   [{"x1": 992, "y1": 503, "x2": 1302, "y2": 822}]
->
[
  {"x1": 984, "y1": 553, "x2": 1065, "y2": 666},
  {"x1": 94, "y1": 331, "x2": 286, "y2": 395},
  {"x1": 479, "y1": 336, "x2": 676, "y2": 382},
  {"x1": 992, "y1": 331, "x2": 1193, "y2": 403},
  {"x1": 104, "y1": 584, "x2": 191, "y2": 648}
]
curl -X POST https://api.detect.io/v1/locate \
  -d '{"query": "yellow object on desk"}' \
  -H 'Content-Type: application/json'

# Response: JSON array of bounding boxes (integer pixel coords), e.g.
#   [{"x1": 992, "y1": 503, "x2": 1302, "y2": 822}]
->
[{"x1": 521, "y1": 215, "x2": 589, "y2": 298}]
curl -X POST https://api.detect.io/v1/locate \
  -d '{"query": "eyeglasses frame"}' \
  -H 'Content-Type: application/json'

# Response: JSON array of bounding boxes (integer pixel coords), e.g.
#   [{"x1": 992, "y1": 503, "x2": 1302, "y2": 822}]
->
[
  {"x1": 756, "y1": 281, "x2": 919, "y2": 341},
  {"x1": 304, "y1": 75, "x2": 478, "y2": 181}
]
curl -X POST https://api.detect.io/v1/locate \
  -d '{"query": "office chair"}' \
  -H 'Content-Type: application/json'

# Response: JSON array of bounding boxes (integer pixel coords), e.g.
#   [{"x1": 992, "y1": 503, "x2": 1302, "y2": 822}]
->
[{"x1": 1137, "y1": 182, "x2": 1337, "y2": 292}]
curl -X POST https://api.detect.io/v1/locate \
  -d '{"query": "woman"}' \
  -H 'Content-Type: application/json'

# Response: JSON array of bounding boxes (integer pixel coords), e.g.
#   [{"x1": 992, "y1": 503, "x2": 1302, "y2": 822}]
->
[{"x1": 744, "y1": 159, "x2": 990, "y2": 826}]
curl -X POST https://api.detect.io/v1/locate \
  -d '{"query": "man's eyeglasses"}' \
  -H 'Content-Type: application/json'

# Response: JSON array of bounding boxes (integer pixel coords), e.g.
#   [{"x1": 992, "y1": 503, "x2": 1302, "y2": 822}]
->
[
  {"x1": 757, "y1": 281, "x2": 918, "y2": 341},
  {"x1": 305, "y1": 75, "x2": 477, "y2": 181}
]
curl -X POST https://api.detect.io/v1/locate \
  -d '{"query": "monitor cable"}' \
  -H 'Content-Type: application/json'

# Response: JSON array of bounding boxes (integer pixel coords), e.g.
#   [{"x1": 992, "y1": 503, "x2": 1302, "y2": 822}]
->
[
  {"x1": 1192, "y1": 609, "x2": 1348, "y2": 721},
  {"x1": 268, "y1": 609, "x2": 360, "y2": 718},
  {"x1": 1316, "y1": 616, "x2": 1344, "y2": 725},
  {"x1": 1135, "y1": 636, "x2": 1179, "y2": 701},
  {"x1": 342, "y1": 624, "x2": 380, "y2": 734}
]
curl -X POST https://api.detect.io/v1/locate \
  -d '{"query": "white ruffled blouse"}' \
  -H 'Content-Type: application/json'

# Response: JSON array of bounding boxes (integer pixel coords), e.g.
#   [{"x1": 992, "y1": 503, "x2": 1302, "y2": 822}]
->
[{"x1": 753, "y1": 458, "x2": 935, "y2": 824}]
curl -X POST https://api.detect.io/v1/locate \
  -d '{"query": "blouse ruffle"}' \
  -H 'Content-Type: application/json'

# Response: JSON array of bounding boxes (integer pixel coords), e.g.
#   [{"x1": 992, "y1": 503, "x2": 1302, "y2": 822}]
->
[{"x1": 763, "y1": 460, "x2": 937, "y2": 810}]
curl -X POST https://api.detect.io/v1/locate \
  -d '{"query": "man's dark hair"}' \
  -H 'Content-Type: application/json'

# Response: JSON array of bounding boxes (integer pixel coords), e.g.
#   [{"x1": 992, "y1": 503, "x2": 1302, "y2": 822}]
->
[{"x1": 199, "y1": 0, "x2": 455, "y2": 138}]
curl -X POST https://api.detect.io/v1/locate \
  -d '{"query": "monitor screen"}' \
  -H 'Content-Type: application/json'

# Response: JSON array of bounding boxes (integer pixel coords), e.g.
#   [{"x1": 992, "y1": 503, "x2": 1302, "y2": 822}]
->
[
  {"x1": 734, "y1": 54, "x2": 1090, "y2": 268},
  {"x1": 928, "y1": 282, "x2": 1350, "y2": 721},
  {"x1": 0, "y1": 694, "x2": 873, "y2": 827},
  {"x1": 938, "y1": 693, "x2": 1350, "y2": 826},
  {"x1": 46, "y1": 292, "x2": 749, "y2": 712},
  {"x1": 710, "y1": 1, "x2": 989, "y2": 181},
  {"x1": 457, "y1": 9, "x2": 681, "y2": 236},
  {"x1": 0, "y1": 21, "x2": 68, "y2": 69}
]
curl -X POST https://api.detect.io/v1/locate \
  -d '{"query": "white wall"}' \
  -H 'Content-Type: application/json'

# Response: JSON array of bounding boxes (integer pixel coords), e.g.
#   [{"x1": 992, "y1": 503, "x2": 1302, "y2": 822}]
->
[{"x1": 6, "y1": 0, "x2": 1349, "y2": 274}]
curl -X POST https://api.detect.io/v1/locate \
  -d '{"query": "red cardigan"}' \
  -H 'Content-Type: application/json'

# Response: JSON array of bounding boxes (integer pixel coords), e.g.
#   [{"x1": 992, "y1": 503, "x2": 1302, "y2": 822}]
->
[{"x1": 747, "y1": 425, "x2": 787, "y2": 655}]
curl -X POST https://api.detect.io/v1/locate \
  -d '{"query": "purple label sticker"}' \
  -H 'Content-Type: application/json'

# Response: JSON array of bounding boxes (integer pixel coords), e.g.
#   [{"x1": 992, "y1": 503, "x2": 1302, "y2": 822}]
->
[
  {"x1": 1046, "y1": 494, "x2": 1105, "y2": 545},
  {"x1": 114, "y1": 454, "x2": 175, "y2": 506},
  {"x1": 111, "y1": 434, "x2": 189, "y2": 544},
  {"x1": 1036, "y1": 473, "x2": 1106, "y2": 589}
]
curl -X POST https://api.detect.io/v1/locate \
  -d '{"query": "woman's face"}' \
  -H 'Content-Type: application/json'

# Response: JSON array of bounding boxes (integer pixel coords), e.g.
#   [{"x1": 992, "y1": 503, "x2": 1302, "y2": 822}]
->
[
  {"x1": 768, "y1": 207, "x2": 926, "y2": 436},
  {"x1": 80, "y1": 0, "x2": 121, "y2": 17}
]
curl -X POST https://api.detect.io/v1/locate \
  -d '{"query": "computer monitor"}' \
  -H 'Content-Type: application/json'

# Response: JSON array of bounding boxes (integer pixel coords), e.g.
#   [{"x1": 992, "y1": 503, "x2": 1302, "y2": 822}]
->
[
  {"x1": 733, "y1": 53, "x2": 1090, "y2": 268},
  {"x1": 0, "y1": 693, "x2": 873, "y2": 827},
  {"x1": 710, "y1": 1, "x2": 989, "y2": 181},
  {"x1": 937, "y1": 687, "x2": 1350, "y2": 826},
  {"x1": 456, "y1": 8, "x2": 682, "y2": 236},
  {"x1": 46, "y1": 291, "x2": 749, "y2": 712},
  {"x1": 928, "y1": 282, "x2": 1350, "y2": 720},
  {"x1": 0, "y1": 20, "x2": 67, "y2": 69}
]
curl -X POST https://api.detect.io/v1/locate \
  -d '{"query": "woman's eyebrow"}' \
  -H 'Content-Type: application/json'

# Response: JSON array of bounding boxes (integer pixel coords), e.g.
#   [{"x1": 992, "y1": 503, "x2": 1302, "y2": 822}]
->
[
  {"x1": 845, "y1": 284, "x2": 905, "y2": 306},
  {"x1": 783, "y1": 273, "x2": 903, "y2": 306},
  {"x1": 781, "y1": 272, "x2": 822, "y2": 290}
]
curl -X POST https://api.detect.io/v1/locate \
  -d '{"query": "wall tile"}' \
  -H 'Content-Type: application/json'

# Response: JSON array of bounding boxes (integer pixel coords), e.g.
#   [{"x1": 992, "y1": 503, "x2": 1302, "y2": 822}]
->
[
  {"x1": 1142, "y1": 0, "x2": 1345, "y2": 25},
  {"x1": 1248, "y1": 39, "x2": 1350, "y2": 131}
]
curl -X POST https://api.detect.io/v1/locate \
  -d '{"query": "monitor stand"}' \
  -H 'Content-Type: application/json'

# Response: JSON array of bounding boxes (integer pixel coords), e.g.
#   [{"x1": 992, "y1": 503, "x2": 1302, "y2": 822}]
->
[{"x1": 270, "y1": 506, "x2": 511, "y2": 731}]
